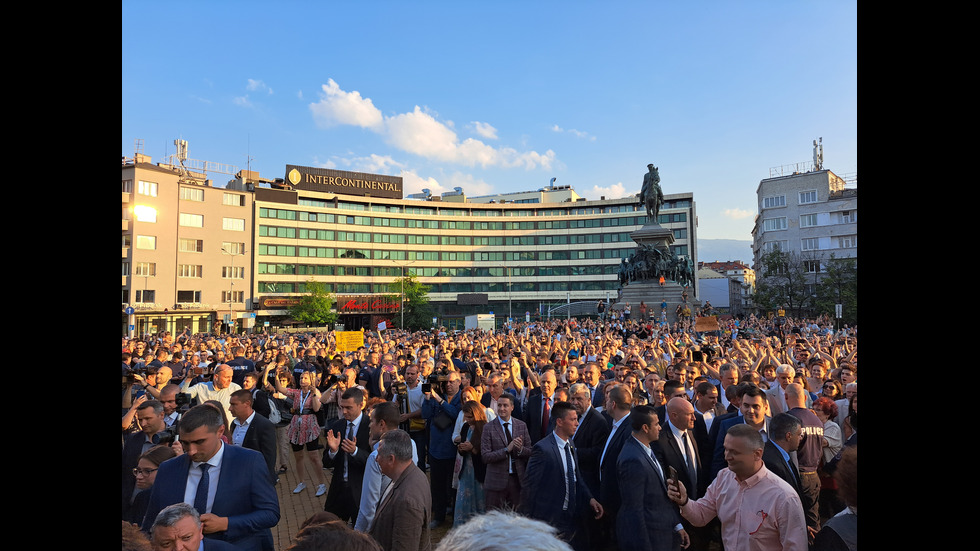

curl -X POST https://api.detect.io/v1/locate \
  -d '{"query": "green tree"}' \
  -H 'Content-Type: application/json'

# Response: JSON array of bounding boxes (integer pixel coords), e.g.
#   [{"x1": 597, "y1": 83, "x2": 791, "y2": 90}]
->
[
  {"x1": 813, "y1": 254, "x2": 858, "y2": 325},
  {"x1": 387, "y1": 274, "x2": 434, "y2": 331},
  {"x1": 289, "y1": 280, "x2": 337, "y2": 327},
  {"x1": 754, "y1": 249, "x2": 814, "y2": 318}
]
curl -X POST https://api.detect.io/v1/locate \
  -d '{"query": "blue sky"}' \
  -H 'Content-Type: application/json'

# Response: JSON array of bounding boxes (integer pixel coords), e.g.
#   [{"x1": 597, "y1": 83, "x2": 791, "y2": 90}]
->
[{"x1": 122, "y1": 1, "x2": 856, "y2": 242}]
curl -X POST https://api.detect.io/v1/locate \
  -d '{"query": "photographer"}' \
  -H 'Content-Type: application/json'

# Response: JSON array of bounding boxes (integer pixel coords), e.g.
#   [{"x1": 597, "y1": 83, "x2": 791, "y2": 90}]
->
[{"x1": 421, "y1": 369, "x2": 462, "y2": 529}]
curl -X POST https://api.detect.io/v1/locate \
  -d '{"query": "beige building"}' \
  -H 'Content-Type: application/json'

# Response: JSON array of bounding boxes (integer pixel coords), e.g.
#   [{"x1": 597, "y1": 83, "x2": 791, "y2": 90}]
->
[{"x1": 122, "y1": 155, "x2": 253, "y2": 336}]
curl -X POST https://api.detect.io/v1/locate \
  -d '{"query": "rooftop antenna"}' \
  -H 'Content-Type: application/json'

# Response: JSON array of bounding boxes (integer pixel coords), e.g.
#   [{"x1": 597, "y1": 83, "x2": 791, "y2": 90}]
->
[{"x1": 812, "y1": 137, "x2": 824, "y2": 171}]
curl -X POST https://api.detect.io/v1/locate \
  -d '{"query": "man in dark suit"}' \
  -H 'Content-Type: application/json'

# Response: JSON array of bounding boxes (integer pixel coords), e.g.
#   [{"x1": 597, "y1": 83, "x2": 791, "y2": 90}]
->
[
  {"x1": 568, "y1": 383, "x2": 611, "y2": 499},
  {"x1": 597, "y1": 385, "x2": 633, "y2": 546},
  {"x1": 656, "y1": 397, "x2": 711, "y2": 551},
  {"x1": 141, "y1": 404, "x2": 280, "y2": 551},
  {"x1": 569, "y1": 382, "x2": 611, "y2": 551},
  {"x1": 763, "y1": 412, "x2": 817, "y2": 544},
  {"x1": 323, "y1": 387, "x2": 372, "y2": 524},
  {"x1": 122, "y1": 399, "x2": 172, "y2": 517},
  {"x1": 481, "y1": 392, "x2": 532, "y2": 511},
  {"x1": 617, "y1": 405, "x2": 688, "y2": 551},
  {"x1": 369, "y1": 429, "x2": 432, "y2": 551},
  {"x1": 229, "y1": 389, "x2": 277, "y2": 485},
  {"x1": 150, "y1": 503, "x2": 237, "y2": 551},
  {"x1": 521, "y1": 401, "x2": 604, "y2": 551},
  {"x1": 524, "y1": 368, "x2": 558, "y2": 444}
]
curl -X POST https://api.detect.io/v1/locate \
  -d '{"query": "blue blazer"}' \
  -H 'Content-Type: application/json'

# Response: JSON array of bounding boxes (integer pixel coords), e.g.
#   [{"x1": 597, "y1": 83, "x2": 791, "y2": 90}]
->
[
  {"x1": 616, "y1": 436, "x2": 683, "y2": 551},
  {"x1": 598, "y1": 413, "x2": 633, "y2": 515},
  {"x1": 141, "y1": 443, "x2": 280, "y2": 551},
  {"x1": 520, "y1": 433, "x2": 593, "y2": 527}
]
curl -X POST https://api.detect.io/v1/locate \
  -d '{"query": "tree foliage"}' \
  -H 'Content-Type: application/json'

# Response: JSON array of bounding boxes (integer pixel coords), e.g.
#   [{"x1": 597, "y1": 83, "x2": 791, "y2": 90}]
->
[
  {"x1": 754, "y1": 249, "x2": 816, "y2": 318},
  {"x1": 813, "y1": 255, "x2": 858, "y2": 325},
  {"x1": 387, "y1": 274, "x2": 434, "y2": 331},
  {"x1": 289, "y1": 280, "x2": 337, "y2": 327}
]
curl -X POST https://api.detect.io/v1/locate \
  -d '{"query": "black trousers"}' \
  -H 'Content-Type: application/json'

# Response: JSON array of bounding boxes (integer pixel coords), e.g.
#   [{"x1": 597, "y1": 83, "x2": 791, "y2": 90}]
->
[{"x1": 429, "y1": 457, "x2": 455, "y2": 522}]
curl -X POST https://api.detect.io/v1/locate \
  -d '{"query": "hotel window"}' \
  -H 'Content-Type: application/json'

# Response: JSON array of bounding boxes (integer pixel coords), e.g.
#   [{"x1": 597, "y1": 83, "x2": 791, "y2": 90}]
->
[
  {"x1": 137, "y1": 181, "x2": 158, "y2": 197},
  {"x1": 178, "y1": 265, "x2": 203, "y2": 278},
  {"x1": 803, "y1": 260, "x2": 821, "y2": 273},
  {"x1": 763, "y1": 195, "x2": 786, "y2": 209},
  {"x1": 799, "y1": 190, "x2": 818, "y2": 204},
  {"x1": 122, "y1": 235, "x2": 132, "y2": 248},
  {"x1": 135, "y1": 289, "x2": 155, "y2": 303},
  {"x1": 763, "y1": 217, "x2": 787, "y2": 231},
  {"x1": 122, "y1": 179, "x2": 133, "y2": 193},
  {"x1": 176, "y1": 290, "x2": 202, "y2": 303},
  {"x1": 136, "y1": 235, "x2": 156, "y2": 250},
  {"x1": 179, "y1": 213, "x2": 204, "y2": 227},
  {"x1": 122, "y1": 262, "x2": 130, "y2": 276},
  {"x1": 223, "y1": 192, "x2": 245, "y2": 206},
  {"x1": 223, "y1": 218, "x2": 245, "y2": 231},
  {"x1": 179, "y1": 238, "x2": 204, "y2": 253},
  {"x1": 839, "y1": 235, "x2": 857, "y2": 248},
  {"x1": 134, "y1": 262, "x2": 156, "y2": 276},
  {"x1": 840, "y1": 211, "x2": 856, "y2": 223},
  {"x1": 180, "y1": 187, "x2": 204, "y2": 202},
  {"x1": 801, "y1": 238, "x2": 819, "y2": 251},
  {"x1": 799, "y1": 214, "x2": 818, "y2": 228}
]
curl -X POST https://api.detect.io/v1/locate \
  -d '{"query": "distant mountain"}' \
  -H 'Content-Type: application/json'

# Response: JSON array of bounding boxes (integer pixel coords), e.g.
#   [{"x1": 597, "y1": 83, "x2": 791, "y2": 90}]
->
[{"x1": 696, "y1": 239, "x2": 753, "y2": 265}]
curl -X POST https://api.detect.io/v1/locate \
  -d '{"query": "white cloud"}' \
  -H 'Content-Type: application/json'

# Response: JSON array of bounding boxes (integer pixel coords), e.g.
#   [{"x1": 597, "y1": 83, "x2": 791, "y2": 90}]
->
[
  {"x1": 309, "y1": 79, "x2": 384, "y2": 130},
  {"x1": 246, "y1": 79, "x2": 273, "y2": 94},
  {"x1": 471, "y1": 121, "x2": 498, "y2": 140},
  {"x1": 309, "y1": 80, "x2": 555, "y2": 170},
  {"x1": 233, "y1": 96, "x2": 252, "y2": 107},
  {"x1": 589, "y1": 182, "x2": 636, "y2": 200},
  {"x1": 386, "y1": 106, "x2": 461, "y2": 161},
  {"x1": 723, "y1": 208, "x2": 754, "y2": 220},
  {"x1": 551, "y1": 123, "x2": 596, "y2": 141},
  {"x1": 400, "y1": 169, "x2": 447, "y2": 197}
]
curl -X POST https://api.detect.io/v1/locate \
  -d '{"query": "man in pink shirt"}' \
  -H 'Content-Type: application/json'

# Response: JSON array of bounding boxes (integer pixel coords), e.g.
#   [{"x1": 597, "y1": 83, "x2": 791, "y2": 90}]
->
[{"x1": 667, "y1": 423, "x2": 807, "y2": 551}]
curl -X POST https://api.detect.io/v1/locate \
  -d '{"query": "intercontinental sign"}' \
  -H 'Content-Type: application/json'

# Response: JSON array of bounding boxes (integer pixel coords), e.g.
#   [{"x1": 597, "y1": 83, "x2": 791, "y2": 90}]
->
[{"x1": 285, "y1": 165, "x2": 403, "y2": 199}]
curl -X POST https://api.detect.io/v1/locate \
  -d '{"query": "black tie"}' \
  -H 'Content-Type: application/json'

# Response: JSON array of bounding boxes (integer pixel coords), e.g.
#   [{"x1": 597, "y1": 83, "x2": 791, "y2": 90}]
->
[
  {"x1": 344, "y1": 421, "x2": 354, "y2": 481},
  {"x1": 194, "y1": 463, "x2": 211, "y2": 515},
  {"x1": 682, "y1": 431, "x2": 698, "y2": 497},
  {"x1": 564, "y1": 443, "x2": 576, "y2": 510}
]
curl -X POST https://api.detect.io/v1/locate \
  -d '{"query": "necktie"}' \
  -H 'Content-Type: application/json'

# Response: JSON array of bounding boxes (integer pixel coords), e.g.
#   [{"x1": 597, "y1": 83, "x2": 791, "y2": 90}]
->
[
  {"x1": 649, "y1": 448, "x2": 666, "y2": 490},
  {"x1": 503, "y1": 422, "x2": 514, "y2": 473},
  {"x1": 564, "y1": 443, "x2": 576, "y2": 511},
  {"x1": 344, "y1": 421, "x2": 354, "y2": 481},
  {"x1": 194, "y1": 463, "x2": 211, "y2": 515},
  {"x1": 682, "y1": 431, "x2": 698, "y2": 497},
  {"x1": 541, "y1": 398, "x2": 551, "y2": 438}
]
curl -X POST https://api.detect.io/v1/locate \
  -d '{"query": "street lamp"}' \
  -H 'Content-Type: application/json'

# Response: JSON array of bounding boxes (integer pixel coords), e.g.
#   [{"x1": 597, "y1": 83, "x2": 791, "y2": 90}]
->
[{"x1": 221, "y1": 246, "x2": 243, "y2": 333}]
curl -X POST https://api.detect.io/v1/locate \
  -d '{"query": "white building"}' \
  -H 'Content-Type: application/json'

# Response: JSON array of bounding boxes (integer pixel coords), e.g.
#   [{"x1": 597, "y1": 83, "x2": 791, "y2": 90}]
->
[{"x1": 751, "y1": 168, "x2": 857, "y2": 295}]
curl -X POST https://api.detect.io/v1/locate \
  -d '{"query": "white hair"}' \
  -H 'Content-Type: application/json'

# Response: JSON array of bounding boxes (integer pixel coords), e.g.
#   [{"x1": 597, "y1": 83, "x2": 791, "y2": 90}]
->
[{"x1": 435, "y1": 510, "x2": 573, "y2": 551}]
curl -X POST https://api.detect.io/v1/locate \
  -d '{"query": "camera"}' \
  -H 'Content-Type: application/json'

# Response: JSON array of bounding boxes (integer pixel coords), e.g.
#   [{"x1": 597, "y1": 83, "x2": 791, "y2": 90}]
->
[
  {"x1": 427, "y1": 367, "x2": 452, "y2": 396},
  {"x1": 156, "y1": 425, "x2": 178, "y2": 446}
]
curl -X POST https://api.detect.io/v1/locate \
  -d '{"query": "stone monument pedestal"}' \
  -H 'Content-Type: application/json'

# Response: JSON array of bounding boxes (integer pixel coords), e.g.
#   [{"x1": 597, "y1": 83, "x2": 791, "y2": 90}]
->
[{"x1": 612, "y1": 221, "x2": 695, "y2": 324}]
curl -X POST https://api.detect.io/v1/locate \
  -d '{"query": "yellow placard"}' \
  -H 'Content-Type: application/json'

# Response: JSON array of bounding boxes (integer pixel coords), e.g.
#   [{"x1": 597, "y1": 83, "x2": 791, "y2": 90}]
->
[
  {"x1": 695, "y1": 316, "x2": 720, "y2": 332},
  {"x1": 336, "y1": 331, "x2": 365, "y2": 352}
]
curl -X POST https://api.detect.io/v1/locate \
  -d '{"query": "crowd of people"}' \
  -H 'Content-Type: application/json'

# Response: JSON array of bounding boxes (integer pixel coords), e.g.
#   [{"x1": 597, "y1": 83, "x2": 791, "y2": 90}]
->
[{"x1": 122, "y1": 311, "x2": 857, "y2": 551}]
